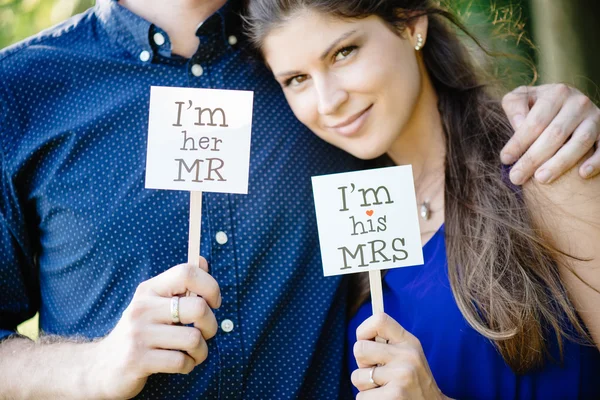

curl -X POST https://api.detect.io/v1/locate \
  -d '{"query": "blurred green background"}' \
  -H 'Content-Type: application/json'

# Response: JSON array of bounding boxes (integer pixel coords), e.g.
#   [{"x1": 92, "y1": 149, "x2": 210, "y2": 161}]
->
[
  {"x1": 1, "y1": 0, "x2": 598, "y2": 97},
  {"x1": 0, "y1": 0, "x2": 94, "y2": 47},
  {"x1": 1, "y1": 0, "x2": 598, "y2": 338}
]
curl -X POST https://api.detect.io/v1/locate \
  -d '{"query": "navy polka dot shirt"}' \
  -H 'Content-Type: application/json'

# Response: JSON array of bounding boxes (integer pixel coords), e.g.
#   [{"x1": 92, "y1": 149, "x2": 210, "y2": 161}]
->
[{"x1": 0, "y1": 0, "x2": 364, "y2": 398}]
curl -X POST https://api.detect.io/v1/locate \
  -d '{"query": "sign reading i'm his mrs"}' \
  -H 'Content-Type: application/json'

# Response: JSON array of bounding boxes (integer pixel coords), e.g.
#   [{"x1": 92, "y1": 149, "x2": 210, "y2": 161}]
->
[
  {"x1": 312, "y1": 166, "x2": 424, "y2": 338},
  {"x1": 312, "y1": 165, "x2": 424, "y2": 277}
]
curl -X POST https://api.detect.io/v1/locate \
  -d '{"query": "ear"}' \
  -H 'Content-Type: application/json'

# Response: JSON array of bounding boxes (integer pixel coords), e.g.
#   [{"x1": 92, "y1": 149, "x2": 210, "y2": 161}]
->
[{"x1": 408, "y1": 15, "x2": 428, "y2": 49}]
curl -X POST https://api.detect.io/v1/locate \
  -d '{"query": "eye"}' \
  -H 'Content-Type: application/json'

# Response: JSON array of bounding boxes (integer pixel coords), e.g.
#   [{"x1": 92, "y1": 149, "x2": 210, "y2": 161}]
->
[
  {"x1": 284, "y1": 75, "x2": 309, "y2": 87},
  {"x1": 333, "y1": 46, "x2": 357, "y2": 62}
]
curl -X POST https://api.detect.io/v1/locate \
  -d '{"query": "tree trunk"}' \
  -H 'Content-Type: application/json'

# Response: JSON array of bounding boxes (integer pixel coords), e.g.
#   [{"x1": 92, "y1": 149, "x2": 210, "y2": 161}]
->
[{"x1": 530, "y1": 0, "x2": 600, "y2": 102}]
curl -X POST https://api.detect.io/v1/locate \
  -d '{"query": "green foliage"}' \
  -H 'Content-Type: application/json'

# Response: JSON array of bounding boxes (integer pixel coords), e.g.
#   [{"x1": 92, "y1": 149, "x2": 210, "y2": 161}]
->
[
  {"x1": 0, "y1": 0, "x2": 534, "y2": 89},
  {"x1": 448, "y1": 0, "x2": 536, "y2": 89},
  {"x1": 0, "y1": 0, "x2": 95, "y2": 49}
]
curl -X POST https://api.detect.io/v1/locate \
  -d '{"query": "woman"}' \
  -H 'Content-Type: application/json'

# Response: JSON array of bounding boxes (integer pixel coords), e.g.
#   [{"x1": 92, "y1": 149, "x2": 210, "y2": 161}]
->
[{"x1": 245, "y1": 0, "x2": 600, "y2": 398}]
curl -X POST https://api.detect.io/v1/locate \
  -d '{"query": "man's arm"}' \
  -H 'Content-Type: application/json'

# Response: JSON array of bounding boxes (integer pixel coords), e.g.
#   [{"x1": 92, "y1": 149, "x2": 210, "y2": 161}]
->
[
  {"x1": 525, "y1": 153, "x2": 600, "y2": 348},
  {"x1": 0, "y1": 336, "x2": 102, "y2": 399},
  {"x1": 0, "y1": 262, "x2": 220, "y2": 400}
]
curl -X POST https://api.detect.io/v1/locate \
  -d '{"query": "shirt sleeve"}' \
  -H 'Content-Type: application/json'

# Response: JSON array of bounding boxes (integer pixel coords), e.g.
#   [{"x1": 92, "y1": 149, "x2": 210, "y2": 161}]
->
[{"x1": 0, "y1": 75, "x2": 40, "y2": 341}]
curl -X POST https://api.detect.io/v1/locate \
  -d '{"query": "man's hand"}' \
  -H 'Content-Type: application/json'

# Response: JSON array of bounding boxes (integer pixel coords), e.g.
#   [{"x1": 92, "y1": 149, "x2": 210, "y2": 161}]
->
[
  {"x1": 501, "y1": 84, "x2": 600, "y2": 185},
  {"x1": 92, "y1": 260, "x2": 221, "y2": 399},
  {"x1": 0, "y1": 259, "x2": 220, "y2": 400}
]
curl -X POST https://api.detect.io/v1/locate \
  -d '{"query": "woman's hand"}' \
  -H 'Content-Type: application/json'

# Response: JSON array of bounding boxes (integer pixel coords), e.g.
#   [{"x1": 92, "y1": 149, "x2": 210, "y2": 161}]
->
[
  {"x1": 352, "y1": 313, "x2": 450, "y2": 400},
  {"x1": 501, "y1": 84, "x2": 600, "y2": 185}
]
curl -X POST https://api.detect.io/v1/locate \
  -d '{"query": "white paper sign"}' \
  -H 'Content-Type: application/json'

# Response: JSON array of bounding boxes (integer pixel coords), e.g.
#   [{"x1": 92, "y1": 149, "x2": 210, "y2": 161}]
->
[
  {"x1": 312, "y1": 166, "x2": 424, "y2": 277},
  {"x1": 145, "y1": 86, "x2": 254, "y2": 194}
]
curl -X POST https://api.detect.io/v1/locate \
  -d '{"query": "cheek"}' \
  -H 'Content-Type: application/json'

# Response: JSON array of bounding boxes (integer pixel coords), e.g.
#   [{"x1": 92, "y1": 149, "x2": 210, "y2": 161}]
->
[
  {"x1": 379, "y1": 56, "x2": 422, "y2": 120},
  {"x1": 286, "y1": 91, "x2": 319, "y2": 128},
  {"x1": 337, "y1": 56, "x2": 383, "y2": 94},
  {"x1": 389, "y1": 48, "x2": 421, "y2": 93},
  {"x1": 285, "y1": 91, "x2": 337, "y2": 143}
]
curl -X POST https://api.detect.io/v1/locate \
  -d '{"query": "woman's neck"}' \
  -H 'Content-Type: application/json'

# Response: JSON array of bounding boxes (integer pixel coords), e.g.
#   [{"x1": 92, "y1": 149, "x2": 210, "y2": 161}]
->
[
  {"x1": 119, "y1": 0, "x2": 227, "y2": 58},
  {"x1": 386, "y1": 69, "x2": 446, "y2": 240}
]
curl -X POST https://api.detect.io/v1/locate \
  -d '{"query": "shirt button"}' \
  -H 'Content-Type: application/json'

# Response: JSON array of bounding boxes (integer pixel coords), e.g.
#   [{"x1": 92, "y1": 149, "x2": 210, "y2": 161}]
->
[
  {"x1": 215, "y1": 231, "x2": 228, "y2": 245},
  {"x1": 153, "y1": 32, "x2": 166, "y2": 46},
  {"x1": 221, "y1": 319, "x2": 234, "y2": 333},
  {"x1": 228, "y1": 35, "x2": 238, "y2": 46},
  {"x1": 191, "y1": 64, "x2": 204, "y2": 77},
  {"x1": 139, "y1": 50, "x2": 151, "y2": 62}
]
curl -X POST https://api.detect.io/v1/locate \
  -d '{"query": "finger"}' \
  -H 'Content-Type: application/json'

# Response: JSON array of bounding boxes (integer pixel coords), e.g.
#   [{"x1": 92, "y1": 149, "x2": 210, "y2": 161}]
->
[
  {"x1": 580, "y1": 117, "x2": 600, "y2": 179},
  {"x1": 141, "y1": 349, "x2": 196, "y2": 375},
  {"x1": 534, "y1": 118, "x2": 599, "y2": 183},
  {"x1": 198, "y1": 256, "x2": 209, "y2": 273},
  {"x1": 353, "y1": 340, "x2": 395, "y2": 368},
  {"x1": 357, "y1": 383, "x2": 416, "y2": 400},
  {"x1": 510, "y1": 98, "x2": 587, "y2": 184},
  {"x1": 352, "y1": 366, "x2": 387, "y2": 392},
  {"x1": 147, "y1": 325, "x2": 208, "y2": 365},
  {"x1": 356, "y1": 386, "x2": 388, "y2": 400},
  {"x1": 502, "y1": 85, "x2": 534, "y2": 131},
  {"x1": 356, "y1": 313, "x2": 411, "y2": 345},
  {"x1": 352, "y1": 364, "x2": 419, "y2": 393},
  {"x1": 186, "y1": 256, "x2": 209, "y2": 298},
  {"x1": 580, "y1": 148, "x2": 600, "y2": 179},
  {"x1": 140, "y1": 263, "x2": 221, "y2": 308},
  {"x1": 501, "y1": 85, "x2": 569, "y2": 166},
  {"x1": 156, "y1": 296, "x2": 219, "y2": 339}
]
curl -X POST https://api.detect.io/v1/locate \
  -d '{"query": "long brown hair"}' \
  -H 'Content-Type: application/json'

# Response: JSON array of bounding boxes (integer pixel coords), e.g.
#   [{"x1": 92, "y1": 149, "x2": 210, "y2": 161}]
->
[{"x1": 244, "y1": 0, "x2": 588, "y2": 374}]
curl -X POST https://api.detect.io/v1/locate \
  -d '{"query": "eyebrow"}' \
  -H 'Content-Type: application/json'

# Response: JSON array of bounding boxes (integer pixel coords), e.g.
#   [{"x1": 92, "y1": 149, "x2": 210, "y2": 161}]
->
[
  {"x1": 274, "y1": 29, "x2": 358, "y2": 79},
  {"x1": 275, "y1": 69, "x2": 302, "y2": 79},
  {"x1": 319, "y1": 29, "x2": 358, "y2": 61}
]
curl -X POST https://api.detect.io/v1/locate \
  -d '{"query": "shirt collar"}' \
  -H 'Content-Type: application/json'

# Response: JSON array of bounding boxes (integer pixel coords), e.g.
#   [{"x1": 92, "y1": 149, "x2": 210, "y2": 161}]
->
[{"x1": 95, "y1": 0, "x2": 242, "y2": 61}]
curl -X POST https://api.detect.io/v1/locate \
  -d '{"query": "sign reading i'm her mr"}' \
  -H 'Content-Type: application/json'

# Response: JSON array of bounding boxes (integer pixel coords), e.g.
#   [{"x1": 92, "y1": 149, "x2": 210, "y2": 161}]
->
[
  {"x1": 145, "y1": 86, "x2": 254, "y2": 194},
  {"x1": 145, "y1": 86, "x2": 254, "y2": 297},
  {"x1": 312, "y1": 166, "x2": 424, "y2": 277}
]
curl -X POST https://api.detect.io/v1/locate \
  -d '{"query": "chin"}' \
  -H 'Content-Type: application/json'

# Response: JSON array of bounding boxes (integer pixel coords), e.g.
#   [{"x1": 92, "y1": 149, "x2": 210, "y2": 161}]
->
[
  {"x1": 346, "y1": 145, "x2": 387, "y2": 161},
  {"x1": 316, "y1": 131, "x2": 389, "y2": 160}
]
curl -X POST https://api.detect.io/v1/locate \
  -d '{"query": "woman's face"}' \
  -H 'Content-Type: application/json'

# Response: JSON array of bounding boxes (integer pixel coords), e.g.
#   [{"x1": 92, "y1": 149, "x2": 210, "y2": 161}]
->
[{"x1": 262, "y1": 10, "x2": 426, "y2": 160}]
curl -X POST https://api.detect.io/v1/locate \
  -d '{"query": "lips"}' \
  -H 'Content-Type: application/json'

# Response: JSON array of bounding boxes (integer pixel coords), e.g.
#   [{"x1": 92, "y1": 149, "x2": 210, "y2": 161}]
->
[{"x1": 326, "y1": 104, "x2": 373, "y2": 137}]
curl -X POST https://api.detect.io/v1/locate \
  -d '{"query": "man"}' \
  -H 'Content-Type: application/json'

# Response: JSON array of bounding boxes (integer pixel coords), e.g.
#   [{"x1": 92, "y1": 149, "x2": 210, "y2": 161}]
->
[{"x1": 0, "y1": 0, "x2": 598, "y2": 398}]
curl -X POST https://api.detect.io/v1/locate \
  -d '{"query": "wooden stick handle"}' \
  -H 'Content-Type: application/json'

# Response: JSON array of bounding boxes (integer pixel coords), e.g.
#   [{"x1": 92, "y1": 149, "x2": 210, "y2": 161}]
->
[
  {"x1": 369, "y1": 269, "x2": 387, "y2": 344},
  {"x1": 187, "y1": 191, "x2": 203, "y2": 297}
]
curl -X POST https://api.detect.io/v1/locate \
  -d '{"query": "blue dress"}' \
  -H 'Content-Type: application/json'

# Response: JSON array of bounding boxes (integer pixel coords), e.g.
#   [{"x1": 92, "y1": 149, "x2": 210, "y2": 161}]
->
[{"x1": 347, "y1": 225, "x2": 600, "y2": 399}]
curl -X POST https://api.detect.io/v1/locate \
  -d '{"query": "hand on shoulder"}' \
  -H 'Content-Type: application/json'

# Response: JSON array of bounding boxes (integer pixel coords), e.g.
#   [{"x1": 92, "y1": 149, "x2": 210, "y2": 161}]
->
[{"x1": 501, "y1": 84, "x2": 600, "y2": 185}]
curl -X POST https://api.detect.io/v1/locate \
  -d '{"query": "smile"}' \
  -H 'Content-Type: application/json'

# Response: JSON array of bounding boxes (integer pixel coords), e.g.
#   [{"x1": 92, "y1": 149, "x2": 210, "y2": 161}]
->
[{"x1": 326, "y1": 105, "x2": 373, "y2": 137}]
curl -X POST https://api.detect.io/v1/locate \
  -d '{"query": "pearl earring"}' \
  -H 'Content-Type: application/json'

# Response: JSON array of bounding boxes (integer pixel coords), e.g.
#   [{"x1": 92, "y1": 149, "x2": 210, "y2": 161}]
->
[{"x1": 415, "y1": 33, "x2": 424, "y2": 51}]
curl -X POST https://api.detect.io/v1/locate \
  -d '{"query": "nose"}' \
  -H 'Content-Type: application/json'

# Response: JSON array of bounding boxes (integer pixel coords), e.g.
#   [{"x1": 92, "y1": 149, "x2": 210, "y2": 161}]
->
[{"x1": 315, "y1": 77, "x2": 348, "y2": 115}]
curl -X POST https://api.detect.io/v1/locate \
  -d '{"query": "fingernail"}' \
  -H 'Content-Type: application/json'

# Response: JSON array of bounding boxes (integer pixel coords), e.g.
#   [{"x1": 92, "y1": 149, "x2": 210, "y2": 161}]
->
[
  {"x1": 501, "y1": 152, "x2": 516, "y2": 165},
  {"x1": 535, "y1": 169, "x2": 552, "y2": 184},
  {"x1": 511, "y1": 169, "x2": 524, "y2": 185},
  {"x1": 583, "y1": 165, "x2": 595, "y2": 178},
  {"x1": 513, "y1": 114, "x2": 525, "y2": 129}
]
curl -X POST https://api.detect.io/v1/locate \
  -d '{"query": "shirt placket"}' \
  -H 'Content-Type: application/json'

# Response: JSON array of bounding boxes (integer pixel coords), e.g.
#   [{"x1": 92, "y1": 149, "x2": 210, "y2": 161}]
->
[
  {"x1": 189, "y1": 26, "x2": 245, "y2": 399},
  {"x1": 203, "y1": 193, "x2": 244, "y2": 399}
]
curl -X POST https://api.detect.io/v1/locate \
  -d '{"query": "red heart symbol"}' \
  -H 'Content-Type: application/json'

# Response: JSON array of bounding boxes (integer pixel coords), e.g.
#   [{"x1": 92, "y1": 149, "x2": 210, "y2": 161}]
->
[{"x1": 366, "y1": 210, "x2": 374, "y2": 216}]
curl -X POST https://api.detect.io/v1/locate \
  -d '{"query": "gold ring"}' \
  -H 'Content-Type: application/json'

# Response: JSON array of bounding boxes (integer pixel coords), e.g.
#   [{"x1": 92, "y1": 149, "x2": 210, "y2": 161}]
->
[{"x1": 170, "y1": 296, "x2": 180, "y2": 324}]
